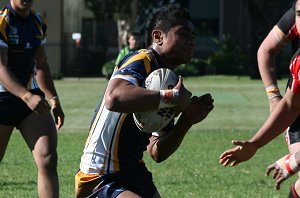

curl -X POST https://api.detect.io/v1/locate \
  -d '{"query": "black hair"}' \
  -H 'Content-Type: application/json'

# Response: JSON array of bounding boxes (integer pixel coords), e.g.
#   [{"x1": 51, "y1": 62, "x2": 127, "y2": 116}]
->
[
  {"x1": 128, "y1": 31, "x2": 141, "y2": 38},
  {"x1": 145, "y1": 3, "x2": 192, "y2": 47},
  {"x1": 126, "y1": 31, "x2": 142, "y2": 47}
]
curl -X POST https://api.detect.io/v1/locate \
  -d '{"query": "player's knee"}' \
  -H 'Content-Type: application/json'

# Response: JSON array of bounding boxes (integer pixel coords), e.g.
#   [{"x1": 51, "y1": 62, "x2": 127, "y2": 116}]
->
[{"x1": 35, "y1": 150, "x2": 58, "y2": 171}]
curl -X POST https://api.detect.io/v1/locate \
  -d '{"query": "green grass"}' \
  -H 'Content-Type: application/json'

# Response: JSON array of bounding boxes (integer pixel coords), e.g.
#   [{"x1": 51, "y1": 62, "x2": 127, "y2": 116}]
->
[{"x1": 0, "y1": 76, "x2": 294, "y2": 197}]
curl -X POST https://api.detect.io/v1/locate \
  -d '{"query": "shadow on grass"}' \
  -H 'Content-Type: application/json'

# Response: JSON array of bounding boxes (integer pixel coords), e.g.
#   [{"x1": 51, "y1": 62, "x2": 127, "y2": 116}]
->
[{"x1": 0, "y1": 180, "x2": 36, "y2": 190}]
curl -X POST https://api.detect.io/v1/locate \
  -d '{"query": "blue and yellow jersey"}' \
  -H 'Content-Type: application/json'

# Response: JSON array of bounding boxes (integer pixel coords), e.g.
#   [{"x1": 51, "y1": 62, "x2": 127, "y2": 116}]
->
[
  {"x1": 80, "y1": 48, "x2": 165, "y2": 174},
  {"x1": 0, "y1": 5, "x2": 47, "y2": 92}
]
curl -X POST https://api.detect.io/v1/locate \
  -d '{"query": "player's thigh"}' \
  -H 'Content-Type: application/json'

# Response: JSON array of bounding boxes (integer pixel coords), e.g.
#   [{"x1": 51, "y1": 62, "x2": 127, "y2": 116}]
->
[
  {"x1": 116, "y1": 190, "x2": 142, "y2": 198},
  {"x1": 0, "y1": 125, "x2": 14, "y2": 160},
  {"x1": 152, "y1": 191, "x2": 161, "y2": 198},
  {"x1": 17, "y1": 112, "x2": 57, "y2": 152},
  {"x1": 116, "y1": 190, "x2": 160, "y2": 198}
]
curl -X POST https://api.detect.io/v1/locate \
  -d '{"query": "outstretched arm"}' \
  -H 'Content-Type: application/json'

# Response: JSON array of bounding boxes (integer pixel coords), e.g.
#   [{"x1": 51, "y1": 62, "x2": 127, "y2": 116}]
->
[{"x1": 219, "y1": 89, "x2": 300, "y2": 166}]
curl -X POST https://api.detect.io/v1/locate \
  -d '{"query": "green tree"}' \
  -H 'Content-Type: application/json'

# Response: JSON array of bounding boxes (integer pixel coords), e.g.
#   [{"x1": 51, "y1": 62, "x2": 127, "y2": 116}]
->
[
  {"x1": 242, "y1": 0, "x2": 293, "y2": 78},
  {"x1": 84, "y1": 0, "x2": 187, "y2": 49}
]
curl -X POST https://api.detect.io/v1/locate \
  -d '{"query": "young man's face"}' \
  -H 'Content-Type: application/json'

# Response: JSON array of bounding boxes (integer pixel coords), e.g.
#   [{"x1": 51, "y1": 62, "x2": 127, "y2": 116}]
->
[
  {"x1": 160, "y1": 19, "x2": 195, "y2": 68},
  {"x1": 11, "y1": 0, "x2": 33, "y2": 11}
]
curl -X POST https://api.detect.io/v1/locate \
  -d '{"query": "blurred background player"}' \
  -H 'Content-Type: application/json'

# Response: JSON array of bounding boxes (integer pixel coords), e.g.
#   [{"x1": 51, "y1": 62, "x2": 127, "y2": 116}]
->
[
  {"x1": 75, "y1": 4, "x2": 214, "y2": 198},
  {"x1": 219, "y1": 2, "x2": 300, "y2": 198},
  {"x1": 115, "y1": 31, "x2": 142, "y2": 65},
  {"x1": 257, "y1": 1, "x2": 300, "y2": 196},
  {"x1": 0, "y1": 0, "x2": 64, "y2": 197}
]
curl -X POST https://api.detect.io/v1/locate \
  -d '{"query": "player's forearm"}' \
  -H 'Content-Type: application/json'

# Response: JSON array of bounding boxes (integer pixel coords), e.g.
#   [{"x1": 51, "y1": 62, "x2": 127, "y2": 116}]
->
[
  {"x1": 257, "y1": 48, "x2": 278, "y2": 88},
  {"x1": 249, "y1": 96, "x2": 300, "y2": 149},
  {"x1": 257, "y1": 27, "x2": 285, "y2": 89},
  {"x1": 0, "y1": 65, "x2": 28, "y2": 98},
  {"x1": 35, "y1": 63, "x2": 58, "y2": 99},
  {"x1": 150, "y1": 117, "x2": 192, "y2": 163}
]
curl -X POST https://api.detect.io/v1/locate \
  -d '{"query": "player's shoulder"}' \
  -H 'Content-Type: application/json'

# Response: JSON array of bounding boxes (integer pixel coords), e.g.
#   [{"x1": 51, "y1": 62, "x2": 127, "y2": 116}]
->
[
  {"x1": 277, "y1": 7, "x2": 295, "y2": 36},
  {"x1": 0, "y1": 7, "x2": 11, "y2": 28},
  {"x1": 31, "y1": 10, "x2": 47, "y2": 27},
  {"x1": 120, "y1": 49, "x2": 155, "y2": 66},
  {"x1": 132, "y1": 49, "x2": 156, "y2": 61}
]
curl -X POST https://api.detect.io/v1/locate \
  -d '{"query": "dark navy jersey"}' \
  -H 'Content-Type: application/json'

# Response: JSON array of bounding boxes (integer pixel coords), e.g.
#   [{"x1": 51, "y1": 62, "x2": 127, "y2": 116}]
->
[{"x1": 0, "y1": 5, "x2": 47, "y2": 91}]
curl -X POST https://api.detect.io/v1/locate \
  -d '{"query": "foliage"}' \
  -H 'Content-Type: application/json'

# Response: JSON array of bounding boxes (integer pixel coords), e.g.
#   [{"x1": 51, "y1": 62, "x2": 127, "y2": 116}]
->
[
  {"x1": 242, "y1": 0, "x2": 293, "y2": 78},
  {"x1": 102, "y1": 59, "x2": 116, "y2": 80},
  {"x1": 84, "y1": 0, "x2": 188, "y2": 34},
  {"x1": 52, "y1": 72, "x2": 63, "y2": 80},
  {"x1": 207, "y1": 35, "x2": 246, "y2": 75},
  {"x1": 175, "y1": 58, "x2": 207, "y2": 76},
  {"x1": 84, "y1": 0, "x2": 132, "y2": 21}
]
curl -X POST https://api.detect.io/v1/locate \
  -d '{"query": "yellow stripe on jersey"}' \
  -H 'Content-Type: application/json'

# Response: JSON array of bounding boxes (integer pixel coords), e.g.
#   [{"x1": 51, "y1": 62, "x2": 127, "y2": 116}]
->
[
  {"x1": 0, "y1": 9, "x2": 9, "y2": 42},
  {"x1": 120, "y1": 52, "x2": 152, "y2": 74},
  {"x1": 112, "y1": 113, "x2": 128, "y2": 172},
  {"x1": 34, "y1": 20, "x2": 43, "y2": 37},
  {"x1": 85, "y1": 96, "x2": 106, "y2": 146}
]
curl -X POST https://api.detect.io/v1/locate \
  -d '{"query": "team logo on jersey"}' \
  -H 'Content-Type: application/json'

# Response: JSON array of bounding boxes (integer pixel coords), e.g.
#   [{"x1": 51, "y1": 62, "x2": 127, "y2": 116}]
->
[
  {"x1": 25, "y1": 42, "x2": 32, "y2": 49},
  {"x1": 8, "y1": 25, "x2": 19, "y2": 45}
]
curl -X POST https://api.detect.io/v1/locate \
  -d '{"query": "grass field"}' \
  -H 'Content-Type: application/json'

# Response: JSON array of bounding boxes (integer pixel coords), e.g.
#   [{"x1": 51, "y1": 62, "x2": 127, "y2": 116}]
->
[{"x1": 0, "y1": 76, "x2": 295, "y2": 197}]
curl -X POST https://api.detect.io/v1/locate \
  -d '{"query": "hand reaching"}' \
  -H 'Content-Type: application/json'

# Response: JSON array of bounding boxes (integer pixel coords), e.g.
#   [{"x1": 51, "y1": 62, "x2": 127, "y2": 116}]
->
[
  {"x1": 266, "y1": 153, "x2": 300, "y2": 190},
  {"x1": 180, "y1": 93, "x2": 214, "y2": 125},
  {"x1": 219, "y1": 140, "x2": 257, "y2": 166},
  {"x1": 173, "y1": 76, "x2": 192, "y2": 112}
]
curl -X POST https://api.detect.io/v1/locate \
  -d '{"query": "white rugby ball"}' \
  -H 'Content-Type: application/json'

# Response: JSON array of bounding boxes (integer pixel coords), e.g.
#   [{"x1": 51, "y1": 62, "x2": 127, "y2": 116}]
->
[{"x1": 133, "y1": 68, "x2": 178, "y2": 133}]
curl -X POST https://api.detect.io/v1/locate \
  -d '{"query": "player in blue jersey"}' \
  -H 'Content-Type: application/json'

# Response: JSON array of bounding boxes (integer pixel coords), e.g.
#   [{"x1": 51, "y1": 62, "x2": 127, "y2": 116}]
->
[
  {"x1": 0, "y1": 0, "x2": 64, "y2": 197},
  {"x1": 75, "y1": 3, "x2": 214, "y2": 198}
]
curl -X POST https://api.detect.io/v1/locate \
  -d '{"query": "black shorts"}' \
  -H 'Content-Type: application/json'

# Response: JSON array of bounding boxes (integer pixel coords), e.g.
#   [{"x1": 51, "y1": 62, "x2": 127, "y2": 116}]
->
[
  {"x1": 88, "y1": 165, "x2": 157, "y2": 198},
  {"x1": 286, "y1": 115, "x2": 300, "y2": 145},
  {"x1": 0, "y1": 89, "x2": 45, "y2": 126}
]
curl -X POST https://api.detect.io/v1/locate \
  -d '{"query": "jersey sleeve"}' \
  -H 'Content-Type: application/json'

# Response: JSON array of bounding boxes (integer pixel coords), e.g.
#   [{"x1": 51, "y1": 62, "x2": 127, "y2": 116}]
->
[
  {"x1": 111, "y1": 51, "x2": 154, "y2": 86},
  {"x1": 0, "y1": 8, "x2": 9, "y2": 48},
  {"x1": 33, "y1": 11, "x2": 47, "y2": 45},
  {"x1": 277, "y1": 7, "x2": 295, "y2": 37}
]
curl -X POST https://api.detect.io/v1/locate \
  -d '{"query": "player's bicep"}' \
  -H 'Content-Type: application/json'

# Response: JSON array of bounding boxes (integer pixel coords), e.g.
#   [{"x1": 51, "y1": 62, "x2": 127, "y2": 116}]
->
[
  {"x1": 0, "y1": 47, "x2": 8, "y2": 67},
  {"x1": 259, "y1": 26, "x2": 287, "y2": 55}
]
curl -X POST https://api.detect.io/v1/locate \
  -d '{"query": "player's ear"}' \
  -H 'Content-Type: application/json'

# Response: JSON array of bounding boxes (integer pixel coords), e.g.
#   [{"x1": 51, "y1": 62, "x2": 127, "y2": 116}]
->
[{"x1": 152, "y1": 30, "x2": 163, "y2": 46}]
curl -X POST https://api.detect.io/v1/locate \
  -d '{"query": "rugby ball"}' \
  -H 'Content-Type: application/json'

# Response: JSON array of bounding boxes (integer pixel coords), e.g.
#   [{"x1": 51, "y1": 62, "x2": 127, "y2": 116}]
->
[{"x1": 133, "y1": 68, "x2": 178, "y2": 133}]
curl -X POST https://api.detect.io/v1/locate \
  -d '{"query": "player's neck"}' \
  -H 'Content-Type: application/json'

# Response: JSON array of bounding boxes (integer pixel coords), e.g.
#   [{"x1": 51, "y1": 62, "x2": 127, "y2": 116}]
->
[
  {"x1": 11, "y1": 5, "x2": 30, "y2": 18},
  {"x1": 15, "y1": 9, "x2": 30, "y2": 17}
]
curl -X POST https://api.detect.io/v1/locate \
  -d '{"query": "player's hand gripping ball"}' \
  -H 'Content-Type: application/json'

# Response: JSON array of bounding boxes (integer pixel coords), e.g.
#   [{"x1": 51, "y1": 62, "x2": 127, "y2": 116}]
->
[{"x1": 133, "y1": 68, "x2": 178, "y2": 133}]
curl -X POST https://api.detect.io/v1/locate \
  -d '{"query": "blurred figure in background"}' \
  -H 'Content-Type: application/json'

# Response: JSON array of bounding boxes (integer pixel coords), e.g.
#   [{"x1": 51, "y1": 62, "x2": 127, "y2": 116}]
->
[{"x1": 115, "y1": 31, "x2": 142, "y2": 65}]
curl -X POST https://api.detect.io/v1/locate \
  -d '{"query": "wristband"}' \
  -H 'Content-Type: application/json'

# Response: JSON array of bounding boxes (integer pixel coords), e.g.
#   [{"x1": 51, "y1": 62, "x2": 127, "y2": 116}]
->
[
  {"x1": 275, "y1": 154, "x2": 300, "y2": 178},
  {"x1": 158, "y1": 89, "x2": 179, "y2": 109},
  {"x1": 49, "y1": 96, "x2": 60, "y2": 106},
  {"x1": 21, "y1": 92, "x2": 33, "y2": 103},
  {"x1": 265, "y1": 85, "x2": 281, "y2": 100}
]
